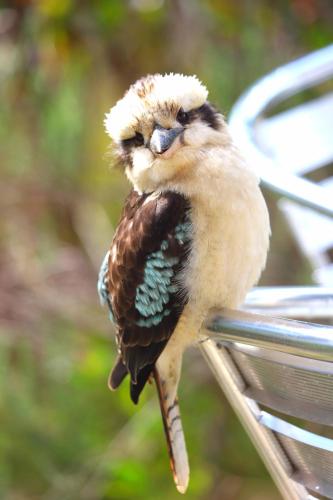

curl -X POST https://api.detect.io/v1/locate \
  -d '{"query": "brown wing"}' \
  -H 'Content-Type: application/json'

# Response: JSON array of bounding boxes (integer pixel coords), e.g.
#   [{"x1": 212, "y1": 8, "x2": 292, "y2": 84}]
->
[{"x1": 106, "y1": 190, "x2": 191, "y2": 403}]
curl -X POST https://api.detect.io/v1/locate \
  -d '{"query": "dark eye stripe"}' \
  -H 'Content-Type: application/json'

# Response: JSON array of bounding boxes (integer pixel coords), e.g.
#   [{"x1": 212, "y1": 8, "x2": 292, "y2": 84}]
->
[
  {"x1": 118, "y1": 132, "x2": 144, "y2": 170},
  {"x1": 180, "y1": 102, "x2": 220, "y2": 130},
  {"x1": 121, "y1": 132, "x2": 144, "y2": 149}
]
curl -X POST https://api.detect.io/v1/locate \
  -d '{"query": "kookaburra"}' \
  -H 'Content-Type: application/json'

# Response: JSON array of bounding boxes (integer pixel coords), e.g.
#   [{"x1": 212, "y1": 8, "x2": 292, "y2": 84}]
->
[{"x1": 98, "y1": 73, "x2": 270, "y2": 493}]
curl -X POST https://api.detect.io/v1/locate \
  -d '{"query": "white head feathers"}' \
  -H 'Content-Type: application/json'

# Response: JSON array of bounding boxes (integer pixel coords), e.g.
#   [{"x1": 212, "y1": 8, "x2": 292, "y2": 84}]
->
[{"x1": 104, "y1": 73, "x2": 208, "y2": 142}]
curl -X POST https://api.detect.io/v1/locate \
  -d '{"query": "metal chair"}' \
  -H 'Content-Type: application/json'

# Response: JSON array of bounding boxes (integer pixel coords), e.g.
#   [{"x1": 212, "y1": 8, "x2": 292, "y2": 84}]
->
[
  {"x1": 201, "y1": 45, "x2": 333, "y2": 500},
  {"x1": 229, "y1": 44, "x2": 333, "y2": 285}
]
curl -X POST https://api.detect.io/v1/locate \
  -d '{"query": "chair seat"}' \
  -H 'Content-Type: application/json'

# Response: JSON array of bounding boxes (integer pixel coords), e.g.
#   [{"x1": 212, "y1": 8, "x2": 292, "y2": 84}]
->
[
  {"x1": 203, "y1": 300, "x2": 333, "y2": 499},
  {"x1": 260, "y1": 411, "x2": 333, "y2": 499},
  {"x1": 228, "y1": 342, "x2": 333, "y2": 426}
]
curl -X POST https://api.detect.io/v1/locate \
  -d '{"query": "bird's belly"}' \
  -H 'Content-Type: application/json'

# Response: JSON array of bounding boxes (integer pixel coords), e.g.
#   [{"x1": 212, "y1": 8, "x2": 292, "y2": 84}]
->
[
  {"x1": 166, "y1": 182, "x2": 270, "y2": 351},
  {"x1": 185, "y1": 202, "x2": 269, "y2": 315},
  {"x1": 158, "y1": 217, "x2": 265, "y2": 369}
]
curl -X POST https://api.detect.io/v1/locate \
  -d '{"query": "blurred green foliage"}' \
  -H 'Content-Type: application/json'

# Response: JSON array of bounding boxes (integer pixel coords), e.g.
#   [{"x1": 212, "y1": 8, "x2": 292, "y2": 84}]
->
[{"x1": 0, "y1": 0, "x2": 332, "y2": 499}]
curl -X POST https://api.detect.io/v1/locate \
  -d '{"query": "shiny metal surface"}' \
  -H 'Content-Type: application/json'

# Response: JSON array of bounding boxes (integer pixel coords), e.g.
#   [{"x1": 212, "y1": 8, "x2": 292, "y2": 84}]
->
[
  {"x1": 244, "y1": 286, "x2": 333, "y2": 319},
  {"x1": 255, "y1": 92, "x2": 333, "y2": 175},
  {"x1": 205, "y1": 307, "x2": 333, "y2": 362},
  {"x1": 261, "y1": 412, "x2": 333, "y2": 498},
  {"x1": 200, "y1": 341, "x2": 312, "y2": 500},
  {"x1": 202, "y1": 305, "x2": 333, "y2": 498},
  {"x1": 280, "y1": 195, "x2": 333, "y2": 286},
  {"x1": 230, "y1": 342, "x2": 333, "y2": 375},
  {"x1": 229, "y1": 44, "x2": 333, "y2": 218},
  {"x1": 229, "y1": 345, "x2": 333, "y2": 425},
  {"x1": 260, "y1": 412, "x2": 333, "y2": 452}
]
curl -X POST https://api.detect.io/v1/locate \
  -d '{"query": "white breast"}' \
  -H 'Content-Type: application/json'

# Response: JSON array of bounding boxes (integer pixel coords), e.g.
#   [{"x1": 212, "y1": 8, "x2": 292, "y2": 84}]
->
[
  {"x1": 187, "y1": 181, "x2": 269, "y2": 312},
  {"x1": 159, "y1": 179, "x2": 270, "y2": 365},
  {"x1": 178, "y1": 147, "x2": 270, "y2": 328},
  {"x1": 162, "y1": 145, "x2": 270, "y2": 351}
]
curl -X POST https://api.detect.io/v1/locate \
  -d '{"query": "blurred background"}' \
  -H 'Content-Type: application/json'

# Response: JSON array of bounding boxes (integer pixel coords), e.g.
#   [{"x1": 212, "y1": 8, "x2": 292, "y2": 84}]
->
[{"x1": 1, "y1": 1, "x2": 332, "y2": 499}]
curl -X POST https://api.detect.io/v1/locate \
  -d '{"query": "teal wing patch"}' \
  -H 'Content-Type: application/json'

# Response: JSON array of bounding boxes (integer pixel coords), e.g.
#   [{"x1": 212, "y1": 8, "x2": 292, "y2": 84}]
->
[
  {"x1": 134, "y1": 219, "x2": 191, "y2": 328},
  {"x1": 97, "y1": 250, "x2": 115, "y2": 323}
]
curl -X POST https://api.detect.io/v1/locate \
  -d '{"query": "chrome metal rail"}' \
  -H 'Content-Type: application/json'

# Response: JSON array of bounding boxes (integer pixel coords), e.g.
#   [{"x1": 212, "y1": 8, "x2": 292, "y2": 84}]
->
[
  {"x1": 206, "y1": 307, "x2": 333, "y2": 362},
  {"x1": 201, "y1": 286, "x2": 333, "y2": 499},
  {"x1": 200, "y1": 342, "x2": 313, "y2": 500},
  {"x1": 229, "y1": 44, "x2": 333, "y2": 218}
]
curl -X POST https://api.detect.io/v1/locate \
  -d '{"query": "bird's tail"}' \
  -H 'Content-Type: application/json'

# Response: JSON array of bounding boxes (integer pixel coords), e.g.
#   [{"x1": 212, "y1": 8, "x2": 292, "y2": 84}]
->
[{"x1": 154, "y1": 368, "x2": 190, "y2": 494}]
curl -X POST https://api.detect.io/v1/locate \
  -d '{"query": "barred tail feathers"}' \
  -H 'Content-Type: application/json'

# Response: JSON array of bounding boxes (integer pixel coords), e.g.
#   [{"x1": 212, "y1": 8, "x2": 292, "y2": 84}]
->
[{"x1": 154, "y1": 368, "x2": 190, "y2": 494}]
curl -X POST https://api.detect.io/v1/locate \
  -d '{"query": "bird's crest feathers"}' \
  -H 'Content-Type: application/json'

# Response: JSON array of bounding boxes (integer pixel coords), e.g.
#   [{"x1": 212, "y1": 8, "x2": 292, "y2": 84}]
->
[{"x1": 104, "y1": 73, "x2": 208, "y2": 142}]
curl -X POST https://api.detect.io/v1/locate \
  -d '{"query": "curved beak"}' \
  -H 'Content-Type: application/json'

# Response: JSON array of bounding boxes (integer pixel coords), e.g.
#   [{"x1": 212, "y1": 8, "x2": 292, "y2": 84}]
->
[{"x1": 150, "y1": 125, "x2": 183, "y2": 155}]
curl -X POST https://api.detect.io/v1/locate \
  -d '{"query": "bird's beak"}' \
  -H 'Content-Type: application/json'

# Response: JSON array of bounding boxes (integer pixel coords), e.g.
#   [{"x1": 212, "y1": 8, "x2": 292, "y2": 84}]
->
[{"x1": 150, "y1": 125, "x2": 183, "y2": 156}]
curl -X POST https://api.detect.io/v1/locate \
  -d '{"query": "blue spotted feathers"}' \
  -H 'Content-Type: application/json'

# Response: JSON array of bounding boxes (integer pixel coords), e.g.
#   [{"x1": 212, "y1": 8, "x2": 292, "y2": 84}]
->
[
  {"x1": 135, "y1": 218, "x2": 191, "y2": 327},
  {"x1": 98, "y1": 219, "x2": 191, "y2": 329},
  {"x1": 97, "y1": 250, "x2": 115, "y2": 323}
]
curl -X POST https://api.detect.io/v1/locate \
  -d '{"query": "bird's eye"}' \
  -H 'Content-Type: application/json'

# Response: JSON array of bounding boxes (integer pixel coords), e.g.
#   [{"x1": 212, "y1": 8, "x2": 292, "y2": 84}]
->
[
  {"x1": 122, "y1": 132, "x2": 144, "y2": 149},
  {"x1": 177, "y1": 108, "x2": 189, "y2": 125},
  {"x1": 133, "y1": 132, "x2": 144, "y2": 146}
]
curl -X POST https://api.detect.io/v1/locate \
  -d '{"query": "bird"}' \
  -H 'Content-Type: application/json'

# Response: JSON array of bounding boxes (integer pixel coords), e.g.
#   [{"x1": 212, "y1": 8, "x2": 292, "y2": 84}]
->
[{"x1": 98, "y1": 73, "x2": 270, "y2": 494}]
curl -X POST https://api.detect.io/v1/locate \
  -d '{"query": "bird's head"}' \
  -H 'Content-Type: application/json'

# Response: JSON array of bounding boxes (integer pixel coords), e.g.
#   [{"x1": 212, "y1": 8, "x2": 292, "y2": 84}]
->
[{"x1": 105, "y1": 73, "x2": 231, "y2": 193}]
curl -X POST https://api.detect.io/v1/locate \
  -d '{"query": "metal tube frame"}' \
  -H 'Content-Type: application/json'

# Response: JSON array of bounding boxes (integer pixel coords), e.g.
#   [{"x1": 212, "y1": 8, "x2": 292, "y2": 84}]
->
[
  {"x1": 205, "y1": 306, "x2": 333, "y2": 363},
  {"x1": 228, "y1": 44, "x2": 333, "y2": 218},
  {"x1": 201, "y1": 289, "x2": 333, "y2": 500},
  {"x1": 200, "y1": 341, "x2": 315, "y2": 500}
]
